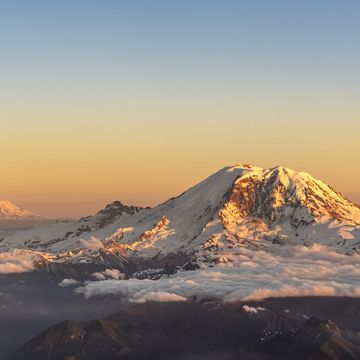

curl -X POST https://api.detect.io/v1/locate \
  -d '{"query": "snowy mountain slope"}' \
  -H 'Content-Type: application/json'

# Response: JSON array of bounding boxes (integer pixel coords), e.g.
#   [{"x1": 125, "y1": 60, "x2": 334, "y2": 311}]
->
[
  {"x1": 1, "y1": 165, "x2": 359, "y2": 272},
  {"x1": 0, "y1": 201, "x2": 144, "y2": 265},
  {"x1": 0, "y1": 167, "x2": 250, "y2": 268},
  {"x1": 0, "y1": 201, "x2": 45, "y2": 220}
]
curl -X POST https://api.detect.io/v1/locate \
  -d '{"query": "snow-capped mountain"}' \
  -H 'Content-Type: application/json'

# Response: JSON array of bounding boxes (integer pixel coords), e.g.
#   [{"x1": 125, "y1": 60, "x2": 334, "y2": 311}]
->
[
  {"x1": 1, "y1": 165, "x2": 360, "y2": 272},
  {"x1": 0, "y1": 201, "x2": 45, "y2": 220}
]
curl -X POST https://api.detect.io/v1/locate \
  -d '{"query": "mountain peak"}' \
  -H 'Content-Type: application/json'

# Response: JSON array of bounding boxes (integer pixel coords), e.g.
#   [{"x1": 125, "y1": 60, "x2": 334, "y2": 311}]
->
[
  {"x1": 0, "y1": 200, "x2": 45, "y2": 220},
  {"x1": 225, "y1": 165, "x2": 360, "y2": 225},
  {"x1": 1, "y1": 163, "x2": 360, "y2": 264},
  {"x1": 225, "y1": 163, "x2": 260, "y2": 172},
  {"x1": 98, "y1": 201, "x2": 144, "y2": 216}
]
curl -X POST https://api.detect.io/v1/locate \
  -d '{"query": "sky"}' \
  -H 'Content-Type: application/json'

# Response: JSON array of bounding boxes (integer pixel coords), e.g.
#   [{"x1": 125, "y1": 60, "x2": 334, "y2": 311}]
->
[{"x1": 0, "y1": 0, "x2": 359, "y2": 218}]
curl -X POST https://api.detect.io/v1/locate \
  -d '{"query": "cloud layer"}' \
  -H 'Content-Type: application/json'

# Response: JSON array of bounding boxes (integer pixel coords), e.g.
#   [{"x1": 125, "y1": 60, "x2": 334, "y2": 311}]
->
[
  {"x1": 91, "y1": 269, "x2": 125, "y2": 280},
  {"x1": 0, "y1": 250, "x2": 37, "y2": 273},
  {"x1": 76, "y1": 244, "x2": 360, "y2": 303},
  {"x1": 79, "y1": 237, "x2": 104, "y2": 251},
  {"x1": 58, "y1": 278, "x2": 81, "y2": 287}
]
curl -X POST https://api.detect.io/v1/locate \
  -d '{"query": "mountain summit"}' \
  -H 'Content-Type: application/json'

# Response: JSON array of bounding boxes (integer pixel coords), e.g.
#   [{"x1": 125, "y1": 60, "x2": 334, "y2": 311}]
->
[
  {"x1": 1, "y1": 165, "x2": 359, "y2": 272},
  {"x1": 0, "y1": 201, "x2": 45, "y2": 220}
]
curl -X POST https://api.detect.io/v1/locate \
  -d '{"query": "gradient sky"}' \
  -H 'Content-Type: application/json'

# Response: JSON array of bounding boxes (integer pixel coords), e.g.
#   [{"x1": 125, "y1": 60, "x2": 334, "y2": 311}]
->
[{"x1": 1, "y1": 0, "x2": 359, "y2": 218}]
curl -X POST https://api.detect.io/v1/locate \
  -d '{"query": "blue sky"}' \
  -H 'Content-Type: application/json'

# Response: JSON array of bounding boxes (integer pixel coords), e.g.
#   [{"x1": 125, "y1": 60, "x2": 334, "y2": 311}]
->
[{"x1": 1, "y1": 0, "x2": 359, "y2": 100}]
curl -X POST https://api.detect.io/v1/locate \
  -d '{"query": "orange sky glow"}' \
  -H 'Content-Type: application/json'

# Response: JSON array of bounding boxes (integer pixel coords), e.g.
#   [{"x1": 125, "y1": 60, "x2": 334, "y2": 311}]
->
[{"x1": 1, "y1": 1, "x2": 359, "y2": 218}]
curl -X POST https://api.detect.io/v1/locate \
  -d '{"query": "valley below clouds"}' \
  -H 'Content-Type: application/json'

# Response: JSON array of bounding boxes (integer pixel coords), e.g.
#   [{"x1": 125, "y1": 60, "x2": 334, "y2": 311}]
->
[{"x1": 2, "y1": 244, "x2": 360, "y2": 359}]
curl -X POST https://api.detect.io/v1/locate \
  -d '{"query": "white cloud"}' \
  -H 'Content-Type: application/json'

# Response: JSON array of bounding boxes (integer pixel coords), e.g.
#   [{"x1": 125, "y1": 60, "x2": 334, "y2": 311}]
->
[
  {"x1": 91, "y1": 269, "x2": 124, "y2": 280},
  {"x1": 133, "y1": 291, "x2": 187, "y2": 303},
  {"x1": 58, "y1": 278, "x2": 81, "y2": 287},
  {"x1": 91, "y1": 272, "x2": 106, "y2": 280},
  {"x1": 0, "y1": 250, "x2": 36, "y2": 273},
  {"x1": 76, "y1": 244, "x2": 360, "y2": 303},
  {"x1": 79, "y1": 237, "x2": 104, "y2": 251},
  {"x1": 242, "y1": 305, "x2": 266, "y2": 314}
]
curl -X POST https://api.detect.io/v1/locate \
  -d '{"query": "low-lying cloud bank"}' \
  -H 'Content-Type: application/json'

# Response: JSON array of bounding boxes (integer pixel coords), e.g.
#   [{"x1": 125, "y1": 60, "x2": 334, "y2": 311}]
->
[
  {"x1": 79, "y1": 237, "x2": 104, "y2": 250},
  {"x1": 0, "y1": 249, "x2": 37, "y2": 273},
  {"x1": 76, "y1": 244, "x2": 360, "y2": 303},
  {"x1": 242, "y1": 305, "x2": 266, "y2": 314},
  {"x1": 58, "y1": 278, "x2": 81, "y2": 287},
  {"x1": 91, "y1": 269, "x2": 125, "y2": 280}
]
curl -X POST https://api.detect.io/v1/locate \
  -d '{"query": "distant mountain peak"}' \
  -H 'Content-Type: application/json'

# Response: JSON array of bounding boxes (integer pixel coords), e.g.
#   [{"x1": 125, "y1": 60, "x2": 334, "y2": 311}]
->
[
  {"x1": 0, "y1": 200, "x2": 45, "y2": 220},
  {"x1": 99, "y1": 201, "x2": 143, "y2": 215}
]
